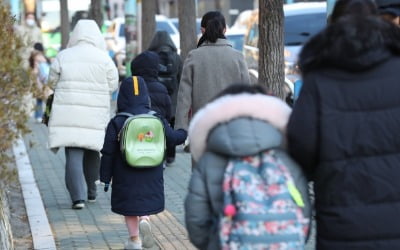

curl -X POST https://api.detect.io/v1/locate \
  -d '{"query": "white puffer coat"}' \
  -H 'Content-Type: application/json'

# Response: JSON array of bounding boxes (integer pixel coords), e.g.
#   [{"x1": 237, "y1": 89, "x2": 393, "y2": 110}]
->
[{"x1": 48, "y1": 20, "x2": 118, "y2": 151}]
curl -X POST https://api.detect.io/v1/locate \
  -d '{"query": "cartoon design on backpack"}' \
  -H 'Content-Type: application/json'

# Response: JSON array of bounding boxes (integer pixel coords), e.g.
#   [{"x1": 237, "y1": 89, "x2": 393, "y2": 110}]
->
[
  {"x1": 220, "y1": 150, "x2": 310, "y2": 249},
  {"x1": 118, "y1": 77, "x2": 166, "y2": 168}
]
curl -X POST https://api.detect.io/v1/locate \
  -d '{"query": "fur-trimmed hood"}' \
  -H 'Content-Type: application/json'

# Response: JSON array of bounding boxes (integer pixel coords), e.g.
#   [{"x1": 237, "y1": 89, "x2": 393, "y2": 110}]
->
[
  {"x1": 188, "y1": 94, "x2": 292, "y2": 161},
  {"x1": 299, "y1": 15, "x2": 400, "y2": 74}
]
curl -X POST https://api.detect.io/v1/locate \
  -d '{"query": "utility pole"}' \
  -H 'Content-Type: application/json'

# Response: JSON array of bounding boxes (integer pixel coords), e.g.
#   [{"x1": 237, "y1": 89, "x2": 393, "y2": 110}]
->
[
  {"x1": 124, "y1": 0, "x2": 138, "y2": 76},
  {"x1": 60, "y1": 0, "x2": 70, "y2": 49}
]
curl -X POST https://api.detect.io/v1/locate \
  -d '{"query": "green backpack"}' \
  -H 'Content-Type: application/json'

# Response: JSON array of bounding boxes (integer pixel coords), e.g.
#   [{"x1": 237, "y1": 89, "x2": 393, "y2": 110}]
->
[{"x1": 118, "y1": 111, "x2": 166, "y2": 168}]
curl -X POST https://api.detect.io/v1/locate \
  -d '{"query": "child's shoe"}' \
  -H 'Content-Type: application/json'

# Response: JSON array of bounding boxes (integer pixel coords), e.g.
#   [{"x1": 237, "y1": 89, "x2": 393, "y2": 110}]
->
[
  {"x1": 124, "y1": 238, "x2": 142, "y2": 250},
  {"x1": 72, "y1": 200, "x2": 85, "y2": 209},
  {"x1": 139, "y1": 219, "x2": 154, "y2": 248}
]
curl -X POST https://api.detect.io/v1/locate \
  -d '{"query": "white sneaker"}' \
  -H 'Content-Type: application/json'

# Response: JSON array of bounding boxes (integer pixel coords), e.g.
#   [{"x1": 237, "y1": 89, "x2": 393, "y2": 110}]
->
[
  {"x1": 71, "y1": 200, "x2": 85, "y2": 209},
  {"x1": 139, "y1": 219, "x2": 155, "y2": 248},
  {"x1": 124, "y1": 239, "x2": 142, "y2": 250}
]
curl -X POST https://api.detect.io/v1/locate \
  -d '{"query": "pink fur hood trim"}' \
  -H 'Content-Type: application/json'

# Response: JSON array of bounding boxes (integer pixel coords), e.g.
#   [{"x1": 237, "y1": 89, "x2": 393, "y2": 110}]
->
[{"x1": 188, "y1": 93, "x2": 292, "y2": 161}]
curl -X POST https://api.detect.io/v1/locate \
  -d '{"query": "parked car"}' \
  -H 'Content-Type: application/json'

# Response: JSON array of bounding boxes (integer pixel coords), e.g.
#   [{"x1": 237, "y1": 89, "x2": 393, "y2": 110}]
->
[
  {"x1": 105, "y1": 15, "x2": 180, "y2": 55},
  {"x1": 243, "y1": 2, "x2": 327, "y2": 96},
  {"x1": 169, "y1": 17, "x2": 202, "y2": 35},
  {"x1": 230, "y1": 10, "x2": 253, "y2": 32},
  {"x1": 225, "y1": 29, "x2": 246, "y2": 52}
]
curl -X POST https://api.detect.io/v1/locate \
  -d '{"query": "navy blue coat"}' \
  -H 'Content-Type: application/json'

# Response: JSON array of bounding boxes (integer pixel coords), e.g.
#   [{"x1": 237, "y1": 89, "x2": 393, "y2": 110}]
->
[
  {"x1": 100, "y1": 76, "x2": 187, "y2": 216},
  {"x1": 288, "y1": 16, "x2": 400, "y2": 249},
  {"x1": 131, "y1": 50, "x2": 172, "y2": 121}
]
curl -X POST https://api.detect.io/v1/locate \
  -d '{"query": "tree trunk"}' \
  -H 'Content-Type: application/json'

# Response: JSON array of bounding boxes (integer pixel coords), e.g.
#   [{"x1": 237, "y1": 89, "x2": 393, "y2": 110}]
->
[
  {"x1": 214, "y1": 0, "x2": 230, "y2": 25},
  {"x1": 258, "y1": 0, "x2": 285, "y2": 99},
  {"x1": 141, "y1": 0, "x2": 156, "y2": 51},
  {"x1": 215, "y1": 0, "x2": 222, "y2": 10},
  {"x1": 60, "y1": 0, "x2": 70, "y2": 50},
  {"x1": 178, "y1": 0, "x2": 197, "y2": 61},
  {"x1": 89, "y1": 0, "x2": 103, "y2": 28}
]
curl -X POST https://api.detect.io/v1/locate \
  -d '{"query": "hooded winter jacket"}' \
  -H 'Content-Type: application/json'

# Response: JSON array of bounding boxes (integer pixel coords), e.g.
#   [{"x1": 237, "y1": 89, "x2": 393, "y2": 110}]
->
[
  {"x1": 175, "y1": 39, "x2": 250, "y2": 130},
  {"x1": 131, "y1": 51, "x2": 172, "y2": 121},
  {"x1": 185, "y1": 94, "x2": 311, "y2": 250},
  {"x1": 48, "y1": 20, "x2": 118, "y2": 151},
  {"x1": 100, "y1": 76, "x2": 187, "y2": 216},
  {"x1": 288, "y1": 16, "x2": 400, "y2": 250},
  {"x1": 149, "y1": 30, "x2": 182, "y2": 116}
]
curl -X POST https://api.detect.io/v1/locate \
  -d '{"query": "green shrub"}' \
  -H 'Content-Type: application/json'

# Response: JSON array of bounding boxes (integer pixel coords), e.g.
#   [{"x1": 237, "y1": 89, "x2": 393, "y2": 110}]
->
[{"x1": 0, "y1": 1, "x2": 31, "y2": 181}]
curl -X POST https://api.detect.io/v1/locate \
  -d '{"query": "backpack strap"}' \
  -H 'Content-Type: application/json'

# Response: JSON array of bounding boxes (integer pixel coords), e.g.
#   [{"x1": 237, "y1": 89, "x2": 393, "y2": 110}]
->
[
  {"x1": 117, "y1": 110, "x2": 157, "y2": 118},
  {"x1": 133, "y1": 76, "x2": 139, "y2": 96},
  {"x1": 116, "y1": 112, "x2": 133, "y2": 117}
]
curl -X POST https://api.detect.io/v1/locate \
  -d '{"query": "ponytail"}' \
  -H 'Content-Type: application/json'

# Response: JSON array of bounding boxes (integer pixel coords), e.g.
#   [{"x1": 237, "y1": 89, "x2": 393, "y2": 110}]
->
[{"x1": 197, "y1": 11, "x2": 226, "y2": 47}]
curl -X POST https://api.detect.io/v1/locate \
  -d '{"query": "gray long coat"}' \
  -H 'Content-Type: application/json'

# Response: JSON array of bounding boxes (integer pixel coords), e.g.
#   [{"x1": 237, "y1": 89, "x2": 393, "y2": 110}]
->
[
  {"x1": 174, "y1": 39, "x2": 250, "y2": 130},
  {"x1": 185, "y1": 94, "x2": 311, "y2": 250}
]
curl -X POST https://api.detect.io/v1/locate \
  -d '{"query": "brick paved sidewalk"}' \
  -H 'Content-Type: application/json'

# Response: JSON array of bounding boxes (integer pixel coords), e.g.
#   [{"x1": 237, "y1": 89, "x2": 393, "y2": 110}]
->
[{"x1": 23, "y1": 121, "x2": 195, "y2": 249}]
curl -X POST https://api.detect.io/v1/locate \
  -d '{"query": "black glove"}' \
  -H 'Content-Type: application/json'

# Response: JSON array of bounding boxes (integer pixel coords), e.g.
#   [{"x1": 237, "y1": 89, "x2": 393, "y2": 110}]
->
[{"x1": 104, "y1": 183, "x2": 110, "y2": 192}]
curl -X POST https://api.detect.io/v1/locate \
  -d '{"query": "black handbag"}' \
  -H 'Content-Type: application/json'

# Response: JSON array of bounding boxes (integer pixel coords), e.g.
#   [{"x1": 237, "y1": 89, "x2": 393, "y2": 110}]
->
[{"x1": 42, "y1": 93, "x2": 54, "y2": 126}]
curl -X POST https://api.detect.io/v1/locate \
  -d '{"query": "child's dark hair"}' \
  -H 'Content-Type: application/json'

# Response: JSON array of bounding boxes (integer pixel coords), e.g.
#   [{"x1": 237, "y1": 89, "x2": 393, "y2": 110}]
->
[
  {"x1": 213, "y1": 83, "x2": 269, "y2": 101},
  {"x1": 197, "y1": 11, "x2": 226, "y2": 47},
  {"x1": 34, "y1": 42, "x2": 44, "y2": 52}
]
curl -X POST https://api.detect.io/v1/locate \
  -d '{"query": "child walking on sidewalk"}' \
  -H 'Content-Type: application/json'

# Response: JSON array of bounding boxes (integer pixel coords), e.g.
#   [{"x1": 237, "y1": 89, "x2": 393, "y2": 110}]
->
[{"x1": 100, "y1": 76, "x2": 187, "y2": 249}]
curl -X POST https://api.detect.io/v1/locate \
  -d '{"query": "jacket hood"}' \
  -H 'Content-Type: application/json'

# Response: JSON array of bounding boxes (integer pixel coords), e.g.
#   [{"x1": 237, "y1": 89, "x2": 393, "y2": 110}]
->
[
  {"x1": 299, "y1": 16, "x2": 400, "y2": 74},
  {"x1": 376, "y1": 0, "x2": 400, "y2": 7},
  {"x1": 148, "y1": 30, "x2": 177, "y2": 52},
  {"x1": 131, "y1": 51, "x2": 160, "y2": 79},
  {"x1": 189, "y1": 94, "x2": 292, "y2": 161},
  {"x1": 117, "y1": 76, "x2": 151, "y2": 114},
  {"x1": 67, "y1": 20, "x2": 106, "y2": 51}
]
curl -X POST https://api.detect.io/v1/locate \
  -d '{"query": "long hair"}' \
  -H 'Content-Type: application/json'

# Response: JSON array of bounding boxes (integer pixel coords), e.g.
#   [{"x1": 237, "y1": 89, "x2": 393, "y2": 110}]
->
[
  {"x1": 197, "y1": 11, "x2": 226, "y2": 47},
  {"x1": 329, "y1": 0, "x2": 378, "y2": 23},
  {"x1": 299, "y1": 15, "x2": 400, "y2": 73}
]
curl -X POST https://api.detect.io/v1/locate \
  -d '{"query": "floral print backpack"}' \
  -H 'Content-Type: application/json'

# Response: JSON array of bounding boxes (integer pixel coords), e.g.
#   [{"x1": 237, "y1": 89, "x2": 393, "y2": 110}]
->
[{"x1": 220, "y1": 150, "x2": 310, "y2": 250}]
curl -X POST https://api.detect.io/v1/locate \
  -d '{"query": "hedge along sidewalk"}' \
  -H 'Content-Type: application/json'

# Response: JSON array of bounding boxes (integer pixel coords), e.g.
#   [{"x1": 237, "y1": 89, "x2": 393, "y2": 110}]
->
[{"x1": 12, "y1": 135, "x2": 56, "y2": 250}]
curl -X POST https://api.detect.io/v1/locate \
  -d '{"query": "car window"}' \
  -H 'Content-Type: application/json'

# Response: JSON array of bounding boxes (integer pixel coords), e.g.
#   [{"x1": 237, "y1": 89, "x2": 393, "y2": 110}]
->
[
  {"x1": 227, "y1": 34, "x2": 244, "y2": 52},
  {"x1": 120, "y1": 21, "x2": 177, "y2": 37},
  {"x1": 172, "y1": 20, "x2": 179, "y2": 30},
  {"x1": 246, "y1": 23, "x2": 258, "y2": 48},
  {"x1": 170, "y1": 19, "x2": 201, "y2": 33},
  {"x1": 196, "y1": 20, "x2": 201, "y2": 34},
  {"x1": 284, "y1": 13, "x2": 326, "y2": 46},
  {"x1": 119, "y1": 23, "x2": 125, "y2": 37},
  {"x1": 156, "y1": 21, "x2": 176, "y2": 35}
]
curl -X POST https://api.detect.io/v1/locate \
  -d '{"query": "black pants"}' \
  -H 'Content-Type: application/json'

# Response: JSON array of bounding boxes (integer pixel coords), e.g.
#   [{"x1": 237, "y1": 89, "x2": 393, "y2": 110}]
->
[{"x1": 167, "y1": 117, "x2": 176, "y2": 159}]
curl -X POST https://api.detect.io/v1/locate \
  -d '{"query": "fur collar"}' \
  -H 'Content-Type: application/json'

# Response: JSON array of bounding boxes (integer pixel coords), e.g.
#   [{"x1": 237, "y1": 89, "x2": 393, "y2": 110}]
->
[
  {"x1": 188, "y1": 94, "x2": 291, "y2": 161},
  {"x1": 299, "y1": 16, "x2": 400, "y2": 74}
]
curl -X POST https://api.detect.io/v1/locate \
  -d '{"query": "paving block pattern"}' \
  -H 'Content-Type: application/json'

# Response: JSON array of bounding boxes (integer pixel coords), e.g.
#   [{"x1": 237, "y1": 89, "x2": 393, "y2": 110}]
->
[{"x1": 23, "y1": 121, "x2": 195, "y2": 249}]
